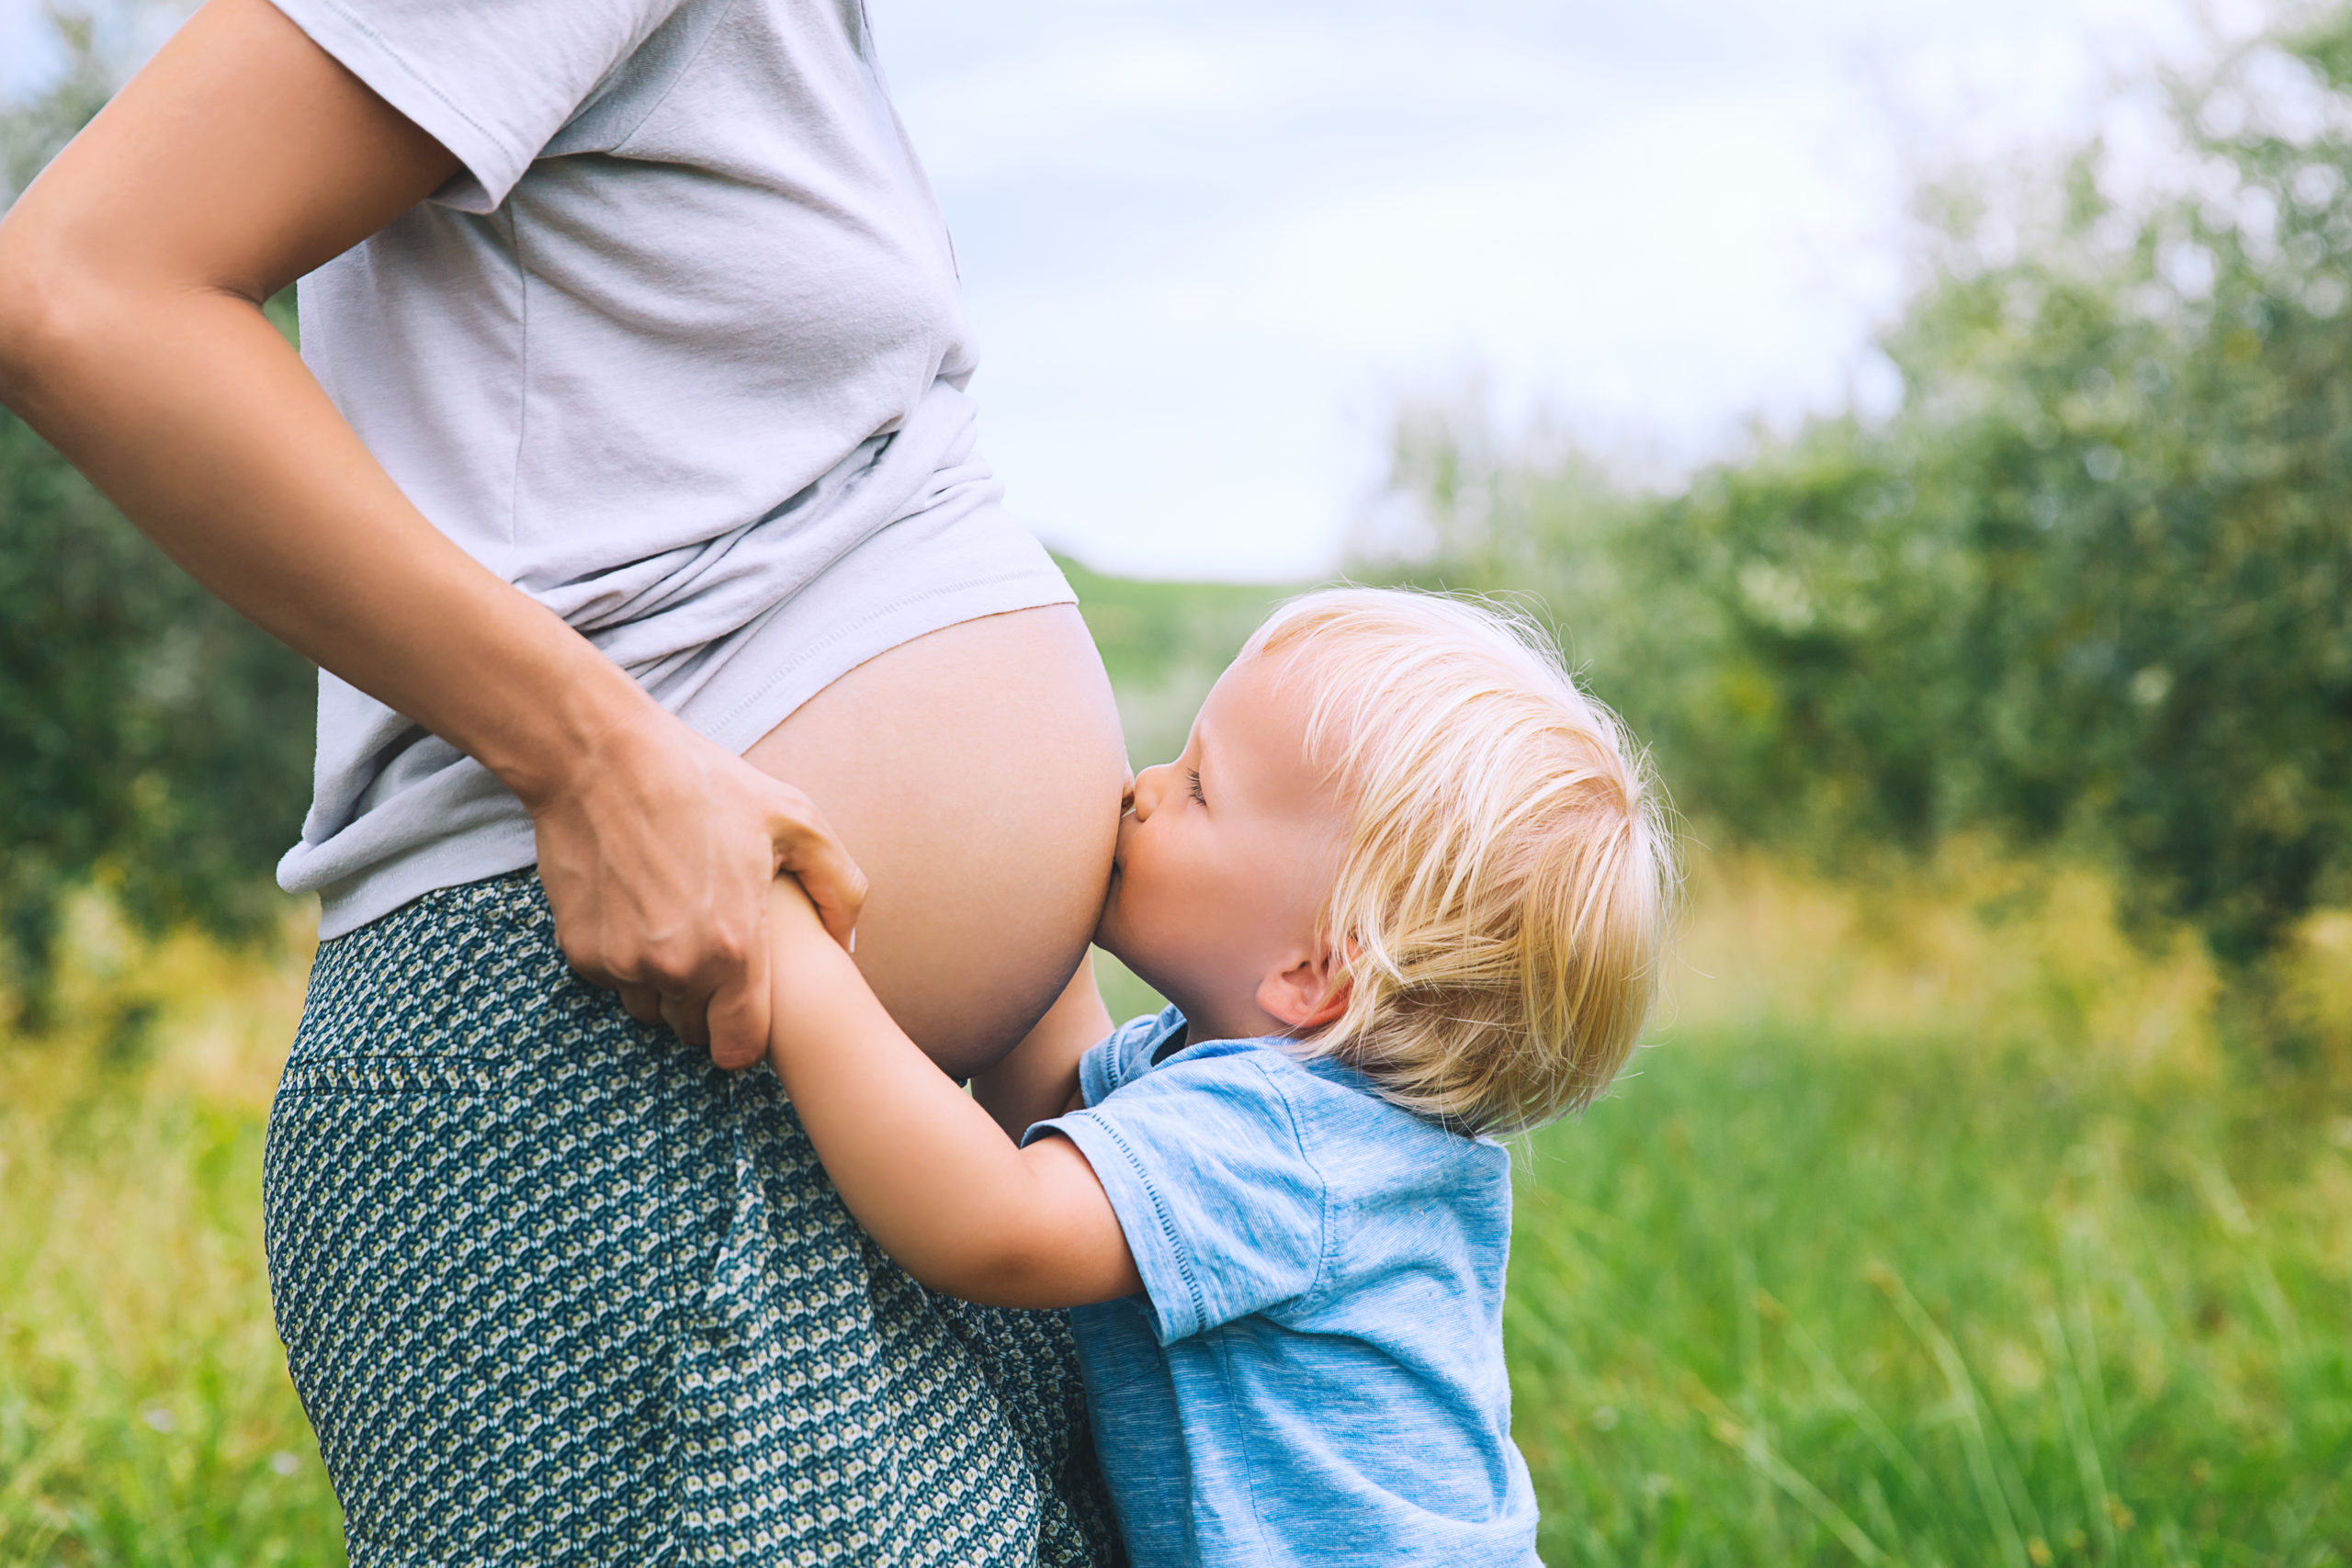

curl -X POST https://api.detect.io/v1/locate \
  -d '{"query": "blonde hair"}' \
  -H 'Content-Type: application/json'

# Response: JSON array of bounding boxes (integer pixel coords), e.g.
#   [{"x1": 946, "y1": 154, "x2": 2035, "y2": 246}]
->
[{"x1": 1246, "y1": 587, "x2": 1677, "y2": 1137}]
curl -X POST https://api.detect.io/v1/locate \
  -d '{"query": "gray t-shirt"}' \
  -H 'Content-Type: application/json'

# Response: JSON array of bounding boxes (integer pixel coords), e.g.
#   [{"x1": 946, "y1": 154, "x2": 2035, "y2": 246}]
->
[{"x1": 269, "y1": 0, "x2": 1074, "y2": 937}]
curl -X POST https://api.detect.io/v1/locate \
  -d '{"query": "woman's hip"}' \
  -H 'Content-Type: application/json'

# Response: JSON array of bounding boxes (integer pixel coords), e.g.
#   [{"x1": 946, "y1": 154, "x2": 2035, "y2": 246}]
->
[{"x1": 263, "y1": 871, "x2": 1118, "y2": 1566}]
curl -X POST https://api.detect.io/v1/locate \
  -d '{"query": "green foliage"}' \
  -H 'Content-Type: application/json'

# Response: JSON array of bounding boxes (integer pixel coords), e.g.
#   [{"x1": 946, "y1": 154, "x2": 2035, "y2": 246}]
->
[
  {"x1": 0, "y1": 6, "x2": 113, "y2": 203},
  {"x1": 0, "y1": 409, "x2": 315, "y2": 1027},
  {"x1": 1373, "y1": 32, "x2": 2352, "y2": 971},
  {"x1": 1, "y1": 1057, "x2": 343, "y2": 1564}
]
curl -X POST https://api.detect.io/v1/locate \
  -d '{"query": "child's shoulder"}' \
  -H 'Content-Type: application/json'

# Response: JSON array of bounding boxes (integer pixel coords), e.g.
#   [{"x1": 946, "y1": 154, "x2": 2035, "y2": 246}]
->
[
  {"x1": 1087, "y1": 1011, "x2": 1508, "y2": 1194},
  {"x1": 1082, "y1": 1012, "x2": 1307, "y2": 1121},
  {"x1": 1057, "y1": 1014, "x2": 1510, "y2": 1337}
]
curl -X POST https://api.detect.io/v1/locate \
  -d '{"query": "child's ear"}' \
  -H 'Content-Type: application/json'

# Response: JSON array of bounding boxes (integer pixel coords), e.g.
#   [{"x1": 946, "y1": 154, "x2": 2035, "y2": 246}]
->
[{"x1": 1257, "y1": 941, "x2": 1351, "y2": 1033}]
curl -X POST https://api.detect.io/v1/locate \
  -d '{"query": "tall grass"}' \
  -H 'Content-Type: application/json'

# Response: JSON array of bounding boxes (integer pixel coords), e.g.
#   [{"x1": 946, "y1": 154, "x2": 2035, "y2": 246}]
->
[
  {"x1": 1, "y1": 900, "x2": 340, "y2": 1566},
  {"x1": 1505, "y1": 1024, "x2": 2352, "y2": 1561},
  {"x1": 5, "y1": 849, "x2": 2347, "y2": 1564},
  {"x1": 1502, "y1": 852, "x2": 2352, "y2": 1565},
  {"x1": 1510, "y1": 1021, "x2": 2352, "y2": 1564}
]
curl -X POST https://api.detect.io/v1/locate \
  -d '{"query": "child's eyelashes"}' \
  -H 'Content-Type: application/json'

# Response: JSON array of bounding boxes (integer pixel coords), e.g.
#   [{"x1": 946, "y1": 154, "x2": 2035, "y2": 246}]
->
[{"x1": 1186, "y1": 768, "x2": 1206, "y2": 807}]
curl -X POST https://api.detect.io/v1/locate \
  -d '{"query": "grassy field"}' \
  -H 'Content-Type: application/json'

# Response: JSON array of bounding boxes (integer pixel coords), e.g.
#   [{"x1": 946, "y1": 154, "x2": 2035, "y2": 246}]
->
[
  {"x1": 4, "y1": 576, "x2": 2349, "y2": 1565},
  {"x1": 1504, "y1": 863, "x2": 2352, "y2": 1566},
  {"x1": 1, "y1": 905, "x2": 339, "y2": 1565}
]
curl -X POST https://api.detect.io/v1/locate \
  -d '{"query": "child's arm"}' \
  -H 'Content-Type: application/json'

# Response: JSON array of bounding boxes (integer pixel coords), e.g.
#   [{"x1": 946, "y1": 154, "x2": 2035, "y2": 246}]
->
[
  {"x1": 764, "y1": 878, "x2": 1143, "y2": 1310},
  {"x1": 969, "y1": 953, "x2": 1111, "y2": 1141}
]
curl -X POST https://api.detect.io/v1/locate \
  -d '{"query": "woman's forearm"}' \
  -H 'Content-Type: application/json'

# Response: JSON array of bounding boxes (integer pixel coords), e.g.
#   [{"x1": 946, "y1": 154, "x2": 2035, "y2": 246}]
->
[
  {"x1": 765, "y1": 886, "x2": 1140, "y2": 1309},
  {"x1": 0, "y1": 284, "x2": 658, "y2": 800}
]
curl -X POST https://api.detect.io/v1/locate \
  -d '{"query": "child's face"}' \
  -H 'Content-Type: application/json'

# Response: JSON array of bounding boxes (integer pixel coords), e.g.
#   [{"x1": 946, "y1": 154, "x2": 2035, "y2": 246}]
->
[{"x1": 1095, "y1": 649, "x2": 1350, "y2": 1043}]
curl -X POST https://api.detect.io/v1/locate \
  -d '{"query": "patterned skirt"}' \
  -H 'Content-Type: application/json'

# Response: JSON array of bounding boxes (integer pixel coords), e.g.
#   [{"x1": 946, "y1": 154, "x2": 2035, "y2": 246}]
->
[{"x1": 263, "y1": 871, "x2": 1123, "y2": 1567}]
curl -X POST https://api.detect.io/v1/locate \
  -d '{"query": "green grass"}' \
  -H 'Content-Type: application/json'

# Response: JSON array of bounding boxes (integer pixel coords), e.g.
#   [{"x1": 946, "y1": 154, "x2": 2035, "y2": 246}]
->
[
  {"x1": 1, "y1": 915, "x2": 342, "y2": 1567},
  {"x1": 1508, "y1": 1027, "x2": 2352, "y2": 1565},
  {"x1": 9, "y1": 961, "x2": 2346, "y2": 1566},
  {"x1": 0, "y1": 1078, "x2": 341, "y2": 1566}
]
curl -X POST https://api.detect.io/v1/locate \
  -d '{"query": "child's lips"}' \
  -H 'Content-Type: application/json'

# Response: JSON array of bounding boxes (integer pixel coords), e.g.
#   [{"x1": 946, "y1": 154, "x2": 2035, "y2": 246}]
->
[{"x1": 1110, "y1": 812, "x2": 1136, "y2": 879}]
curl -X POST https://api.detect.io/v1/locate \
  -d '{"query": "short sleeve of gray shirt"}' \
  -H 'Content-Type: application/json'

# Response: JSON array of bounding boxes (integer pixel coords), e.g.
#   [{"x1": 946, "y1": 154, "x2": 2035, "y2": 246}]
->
[
  {"x1": 278, "y1": 0, "x2": 683, "y2": 214},
  {"x1": 267, "y1": 0, "x2": 1074, "y2": 936}
]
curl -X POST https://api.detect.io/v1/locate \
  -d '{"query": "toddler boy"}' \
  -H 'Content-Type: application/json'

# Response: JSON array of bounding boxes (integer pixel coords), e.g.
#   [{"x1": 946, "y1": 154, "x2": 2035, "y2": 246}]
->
[{"x1": 762, "y1": 587, "x2": 1675, "y2": 1567}]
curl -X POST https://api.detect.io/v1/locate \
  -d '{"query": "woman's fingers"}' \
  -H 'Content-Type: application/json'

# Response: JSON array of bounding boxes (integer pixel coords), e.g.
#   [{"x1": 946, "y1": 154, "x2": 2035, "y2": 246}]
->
[
  {"x1": 770, "y1": 786, "x2": 867, "y2": 951},
  {"x1": 690, "y1": 786, "x2": 854, "y2": 1067},
  {"x1": 529, "y1": 704, "x2": 870, "y2": 1070},
  {"x1": 617, "y1": 983, "x2": 665, "y2": 1028},
  {"x1": 660, "y1": 990, "x2": 713, "y2": 1051},
  {"x1": 702, "y1": 927, "x2": 774, "y2": 1071}
]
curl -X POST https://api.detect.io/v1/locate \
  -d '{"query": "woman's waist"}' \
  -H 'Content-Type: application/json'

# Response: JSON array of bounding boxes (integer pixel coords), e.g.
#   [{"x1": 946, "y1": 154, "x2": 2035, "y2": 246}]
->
[{"x1": 280, "y1": 505, "x2": 1074, "y2": 936}]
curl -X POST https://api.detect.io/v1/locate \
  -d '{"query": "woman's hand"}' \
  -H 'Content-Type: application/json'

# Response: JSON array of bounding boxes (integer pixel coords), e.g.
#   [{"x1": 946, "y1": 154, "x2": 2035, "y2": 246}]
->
[{"x1": 529, "y1": 702, "x2": 865, "y2": 1067}]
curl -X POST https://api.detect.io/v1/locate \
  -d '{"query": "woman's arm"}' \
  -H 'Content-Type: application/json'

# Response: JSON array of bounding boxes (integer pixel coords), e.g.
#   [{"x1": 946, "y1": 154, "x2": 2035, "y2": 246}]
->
[
  {"x1": 764, "y1": 879, "x2": 1142, "y2": 1310},
  {"x1": 0, "y1": 0, "x2": 860, "y2": 1066}
]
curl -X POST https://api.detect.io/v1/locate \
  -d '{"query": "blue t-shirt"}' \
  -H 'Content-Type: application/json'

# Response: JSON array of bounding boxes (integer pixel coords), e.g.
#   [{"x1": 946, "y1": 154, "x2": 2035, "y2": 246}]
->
[{"x1": 1027, "y1": 1009, "x2": 1540, "y2": 1568}]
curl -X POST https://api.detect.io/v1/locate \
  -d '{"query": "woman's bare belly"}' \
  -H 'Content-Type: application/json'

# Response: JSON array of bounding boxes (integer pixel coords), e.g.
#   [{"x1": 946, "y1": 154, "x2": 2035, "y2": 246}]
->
[{"x1": 742, "y1": 604, "x2": 1126, "y2": 1079}]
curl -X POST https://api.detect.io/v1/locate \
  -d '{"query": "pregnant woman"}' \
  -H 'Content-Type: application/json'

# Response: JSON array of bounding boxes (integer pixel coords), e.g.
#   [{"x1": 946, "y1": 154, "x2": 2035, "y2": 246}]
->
[{"x1": 0, "y1": 0, "x2": 1129, "y2": 1562}]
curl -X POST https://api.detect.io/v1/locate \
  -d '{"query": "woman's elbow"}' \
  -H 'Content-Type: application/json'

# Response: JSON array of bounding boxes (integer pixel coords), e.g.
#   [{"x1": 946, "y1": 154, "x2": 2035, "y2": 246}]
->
[{"x1": 0, "y1": 227, "x2": 95, "y2": 412}]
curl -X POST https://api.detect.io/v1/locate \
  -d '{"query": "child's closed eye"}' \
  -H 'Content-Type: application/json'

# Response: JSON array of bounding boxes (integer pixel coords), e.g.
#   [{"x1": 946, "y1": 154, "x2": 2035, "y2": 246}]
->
[{"x1": 1186, "y1": 768, "x2": 1205, "y2": 806}]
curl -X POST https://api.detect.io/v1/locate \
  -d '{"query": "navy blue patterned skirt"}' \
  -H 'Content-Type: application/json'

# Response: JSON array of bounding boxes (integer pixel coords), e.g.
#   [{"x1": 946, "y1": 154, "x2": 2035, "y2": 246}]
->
[{"x1": 263, "y1": 871, "x2": 1121, "y2": 1566}]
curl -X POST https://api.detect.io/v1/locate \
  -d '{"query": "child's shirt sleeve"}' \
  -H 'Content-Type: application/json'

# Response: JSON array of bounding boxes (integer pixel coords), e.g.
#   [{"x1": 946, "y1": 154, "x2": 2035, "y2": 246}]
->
[{"x1": 1028, "y1": 1039, "x2": 1327, "y2": 1346}]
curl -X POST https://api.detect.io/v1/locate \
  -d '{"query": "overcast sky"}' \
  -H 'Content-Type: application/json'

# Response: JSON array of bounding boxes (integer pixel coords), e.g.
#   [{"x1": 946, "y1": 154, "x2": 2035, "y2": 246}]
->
[{"x1": 5, "y1": 0, "x2": 2254, "y2": 577}]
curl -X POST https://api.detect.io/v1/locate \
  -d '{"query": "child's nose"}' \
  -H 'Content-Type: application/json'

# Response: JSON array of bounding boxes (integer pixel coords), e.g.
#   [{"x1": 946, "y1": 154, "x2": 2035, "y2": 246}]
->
[{"x1": 1129, "y1": 762, "x2": 1171, "y2": 822}]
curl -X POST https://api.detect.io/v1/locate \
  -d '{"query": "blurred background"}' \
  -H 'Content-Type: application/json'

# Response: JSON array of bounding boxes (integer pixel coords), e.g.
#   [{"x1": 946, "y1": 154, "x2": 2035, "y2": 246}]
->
[{"x1": 4, "y1": 0, "x2": 2349, "y2": 1562}]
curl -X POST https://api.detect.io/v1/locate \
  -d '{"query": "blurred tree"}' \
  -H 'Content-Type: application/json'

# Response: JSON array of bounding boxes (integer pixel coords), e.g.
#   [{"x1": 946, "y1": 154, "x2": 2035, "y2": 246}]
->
[
  {"x1": 1370, "y1": 20, "x2": 2352, "y2": 986},
  {"x1": 1, "y1": 6, "x2": 314, "y2": 1028}
]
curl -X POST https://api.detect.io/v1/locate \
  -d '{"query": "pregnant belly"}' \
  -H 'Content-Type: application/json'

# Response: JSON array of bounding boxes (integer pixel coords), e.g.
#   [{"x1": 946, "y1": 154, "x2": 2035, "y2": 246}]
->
[{"x1": 742, "y1": 602, "x2": 1126, "y2": 1078}]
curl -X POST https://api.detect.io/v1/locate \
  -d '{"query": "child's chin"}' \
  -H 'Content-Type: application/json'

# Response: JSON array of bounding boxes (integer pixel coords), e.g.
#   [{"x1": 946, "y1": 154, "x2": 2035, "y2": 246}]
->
[
  {"x1": 1092, "y1": 922, "x2": 1136, "y2": 970},
  {"x1": 1091, "y1": 874, "x2": 1129, "y2": 953},
  {"x1": 1091, "y1": 919, "x2": 1157, "y2": 998}
]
